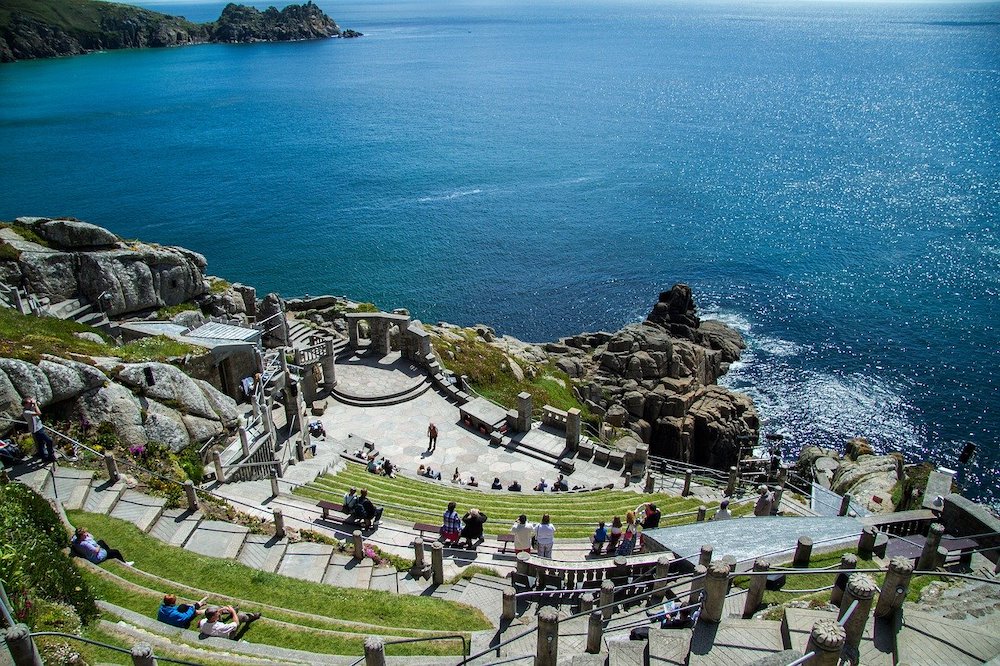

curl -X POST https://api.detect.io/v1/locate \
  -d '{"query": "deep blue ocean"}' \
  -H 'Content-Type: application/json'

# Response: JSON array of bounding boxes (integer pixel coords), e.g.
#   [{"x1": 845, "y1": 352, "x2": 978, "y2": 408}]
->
[{"x1": 1, "y1": 0, "x2": 998, "y2": 503}]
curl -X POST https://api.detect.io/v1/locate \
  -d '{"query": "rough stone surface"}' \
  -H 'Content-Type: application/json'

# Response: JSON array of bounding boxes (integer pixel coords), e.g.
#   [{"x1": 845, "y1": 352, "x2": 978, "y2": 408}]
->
[
  {"x1": 72, "y1": 382, "x2": 147, "y2": 447},
  {"x1": 116, "y1": 362, "x2": 218, "y2": 420},
  {"x1": 831, "y1": 454, "x2": 900, "y2": 513},
  {"x1": 16, "y1": 250, "x2": 79, "y2": 300},
  {"x1": 0, "y1": 358, "x2": 53, "y2": 406},
  {"x1": 181, "y1": 413, "x2": 224, "y2": 442},
  {"x1": 258, "y1": 292, "x2": 287, "y2": 348},
  {"x1": 35, "y1": 219, "x2": 119, "y2": 249},
  {"x1": 195, "y1": 379, "x2": 240, "y2": 428},
  {"x1": 142, "y1": 399, "x2": 190, "y2": 451}
]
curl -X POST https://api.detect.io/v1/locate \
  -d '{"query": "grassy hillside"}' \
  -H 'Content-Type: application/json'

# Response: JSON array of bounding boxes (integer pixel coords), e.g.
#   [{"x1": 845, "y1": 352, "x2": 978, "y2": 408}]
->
[{"x1": 0, "y1": 0, "x2": 200, "y2": 36}]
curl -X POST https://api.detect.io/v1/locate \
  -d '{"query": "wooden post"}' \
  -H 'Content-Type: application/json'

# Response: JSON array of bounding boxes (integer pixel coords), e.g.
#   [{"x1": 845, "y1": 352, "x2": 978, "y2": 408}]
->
[
  {"x1": 5, "y1": 624, "x2": 43, "y2": 666},
  {"x1": 212, "y1": 451, "x2": 225, "y2": 484},
  {"x1": 875, "y1": 557, "x2": 913, "y2": 619},
  {"x1": 272, "y1": 460, "x2": 283, "y2": 479},
  {"x1": 536, "y1": 606, "x2": 559, "y2": 666},
  {"x1": 273, "y1": 509, "x2": 286, "y2": 539},
  {"x1": 352, "y1": 530, "x2": 365, "y2": 559},
  {"x1": 743, "y1": 559, "x2": 770, "y2": 618},
  {"x1": 580, "y1": 593, "x2": 595, "y2": 613},
  {"x1": 645, "y1": 472, "x2": 655, "y2": 493},
  {"x1": 431, "y1": 542, "x2": 445, "y2": 585},
  {"x1": 699, "y1": 544, "x2": 714, "y2": 568},
  {"x1": 857, "y1": 526, "x2": 877, "y2": 559},
  {"x1": 653, "y1": 556, "x2": 671, "y2": 601},
  {"x1": 805, "y1": 619, "x2": 846, "y2": 666},
  {"x1": 934, "y1": 545, "x2": 948, "y2": 571},
  {"x1": 702, "y1": 561, "x2": 731, "y2": 624},
  {"x1": 295, "y1": 439, "x2": 305, "y2": 462},
  {"x1": 239, "y1": 427, "x2": 250, "y2": 457},
  {"x1": 696, "y1": 506, "x2": 707, "y2": 522},
  {"x1": 917, "y1": 523, "x2": 945, "y2": 571},
  {"x1": 104, "y1": 452, "x2": 120, "y2": 484},
  {"x1": 600, "y1": 579, "x2": 615, "y2": 620},
  {"x1": 793, "y1": 536, "x2": 813, "y2": 567},
  {"x1": 502, "y1": 587, "x2": 516, "y2": 622},
  {"x1": 726, "y1": 466, "x2": 738, "y2": 496},
  {"x1": 682, "y1": 470, "x2": 692, "y2": 497},
  {"x1": 830, "y1": 553, "x2": 858, "y2": 607},
  {"x1": 269, "y1": 471, "x2": 279, "y2": 498},
  {"x1": 839, "y1": 493, "x2": 853, "y2": 517},
  {"x1": 689, "y1": 564, "x2": 708, "y2": 606},
  {"x1": 516, "y1": 550, "x2": 531, "y2": 576},
  {"x1": 183, "y1": 480, "x2": 199, "y2": 512},
  {"x1": 586, "y1": 610, "x2": 603, "y2": 654},
  {"x1": 364, "y1": 636, "x2": 386, "y2": 666},
  {"x1": 840, "y1": 574, "x2": 878, "y2": 650},
  {"x1": 130, "y1": 642, "x2": 157, "y2": 666}
]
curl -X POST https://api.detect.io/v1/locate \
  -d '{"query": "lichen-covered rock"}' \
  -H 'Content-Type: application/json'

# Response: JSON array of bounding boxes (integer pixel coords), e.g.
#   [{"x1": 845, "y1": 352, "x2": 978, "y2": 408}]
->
[
  {"x1": 116, "y1": 362, "x2": 217, "y2": 420},
  {"x1": 0, "y1": 370, "x2": 21, "y2": 419},
  {"x1": 832, "y1": 454, "x2": 901, "y2": 513},
  {"x1": 16, "y1": 250, "x2": 79, "y2": 300},
  {"x1": 142, "y1": 399, "x2": 190, "y2": 451},
  {"x1": 72, "y1": 383, "x2": 147, "y2": 447},
  {"x1": 195, "y1": 379, "x2": 240, "y2": 429},
  {"x1": 182, "y1": 413, "x2": 224, "y2": 442},
  {"x1": 196, "y1": 283, "x2": 248, "y2": 321},
  {"x1": 0, "y1": 358, "x2": 53, "y2": 406},
  {"x1": 38, "y1": 359, "x2": 94, "y2": 403},
  {"x1": 170, "y1": 309, "x2": 206, "y2": 330},
  {"x1": 258, "y1": 292, "x2": 287, "y2": 348},
  {"x1": 34, "y1": 219, "x2": 119, "y2": 249}
]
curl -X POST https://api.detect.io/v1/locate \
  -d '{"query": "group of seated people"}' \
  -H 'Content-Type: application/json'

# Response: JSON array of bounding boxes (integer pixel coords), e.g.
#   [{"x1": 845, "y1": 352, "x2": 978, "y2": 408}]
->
[
  {"x1": 417, "y1": 464, "x2": 443, "y2": 480},
  {"x1": 157, "y1": 593, "x2": 261, "y2": 639},
  {"x1": 342, "y1": 487, "x2": 385, "y2": 529},
  {"x1": 533, "y1": 474, "x2": 573, "y2": 492},
  {"x1": 366, "y1": 456, "x2": 396, "y2": 478},
  {"x1": 440, "y1": 502, "x2": 489, "y2": 549},
  {"x1": 587, "y1": 503, "x2": 661, "y2": 556},
  {"x1": 449, "y1": 467, "x2": 480, "y2": 486}
]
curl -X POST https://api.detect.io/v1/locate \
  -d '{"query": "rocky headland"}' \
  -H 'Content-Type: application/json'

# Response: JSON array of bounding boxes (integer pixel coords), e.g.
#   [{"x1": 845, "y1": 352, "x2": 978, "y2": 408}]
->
[{"x1": 0, "y1": 0, "x2": 361, "y2": 63}]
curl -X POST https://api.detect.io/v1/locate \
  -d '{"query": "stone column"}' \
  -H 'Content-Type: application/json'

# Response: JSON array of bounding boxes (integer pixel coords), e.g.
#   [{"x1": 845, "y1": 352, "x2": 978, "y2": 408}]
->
[
  {"x1": 130, "y1": 642, "x2": 157, "y2": 666},
  {"x1": 839, "y1": 493, "x2": 853, "y2": 517},
  {"x1": 645, "y1": 473, "x2": 656, "y2": 493},
  {"x1": 353, "y1": 530, "x2": 364, "y2": 559},
  {"x1": 699, "y1": 544, "x2": 714, "y2": 568},
  {"x1": 269, "y1": 471, "x2": 279, "y2": 498},
  {"x1": 580, "y1": 593, "x2": 595, "y2": 613},
  {"x1": 586, "y1": 610, "x2": 603, "y2": 654},
  {"x1": 105, "y1": 452, "x2": 120, "y2": 484},
  {"x1": 600, "y1": 579, "x2": 615, "y2": 620},
  {"x1": 696, "y1": 506, "x2": 707, "y2": 522},
  {"x1": 566, "y1": 408, "x2": 581, "y2": 450},
  {"x1": 348, "y1": 318, "x2": 359, "y2": 348},
  {"x1": 918, "y1": 523, "x2": 945, "y2": 571},
  {"x1": 840, "y1": 574, "x2": 878, "y2": 650},
  {"x1": 212, "y1": 451, "x2": 225, "y2": 484},
  {"x1": 689, "y1": 564, "x2": 708, "y2": 606},
  {"x1": 830, "y1": 553, "x2": 858, "y2": 607},
  {"x1": 702, "y1": 561, "x2": 731, "y2": 624},
  {"x1": 431, "y1": 542, "x2": 445, "y2": 585},
  {"x1": 4, "y1": 624, "x2": 42, "y2": 666},
  {"x1": 184, "y1": 481, "x2": 199, "y2": 512},
  {"x1": 805, "y1": 619, "x2": 846, "y2": 666},
  {"x1": 536, "y1": 606, "x2": 559, "y2": 666},
  {"x1": 364, "y1": 636, "x2": 386, "y2": 666},
  {"x1": 682, "y1": 470, "x2": 693, "y2": 497},
  {"x1": 502, "y1": 588, "x2": 516, "y2": 622},
  {"x1": 412, "y1": 539, "x2": 425, "y2": 571},
  {"x1": 322, "y1": 339, "x2": 337, "y2": 389},
  {"x1": 516, "y1": 551, "x2": 532, "y2": 576},
  {"x1": 743, "y1": 559, "x2": 770, "y2": 618},
  {"x1": 653, "y1": 556, "x2": 672, "y2": 601},
  {"x1": 516, "y1": 392, "x2": 533, "y2": 432},
  {"x1": 726, "y1": 466, "x2": 738, "y2": 496},
  {"x1": 875, "y1": 557, "x2": 913, "y2": 619},
  {"x1": 273, "y1": 509, "x2": 286, "y2": 539},
  {"x1": 793, "y1": 536, "x2": 813, "y2": 567},
  {"x1": 857, "y1": 526, "x2": 877, "y2": 559}
]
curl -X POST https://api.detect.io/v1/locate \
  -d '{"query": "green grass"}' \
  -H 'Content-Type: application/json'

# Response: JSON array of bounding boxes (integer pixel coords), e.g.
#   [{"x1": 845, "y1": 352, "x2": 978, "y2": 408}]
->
[
  {"x1": 0, "y1": 307, "x2": 203, "y2": 363},
  {"x1": 66, "y1": 511, "x2": 490, "y2": 637},
  {"x1": 0, "y1": 0, "x2": 202, "y2": 36},
  {"x1": 156, "y1": 302, "x2": 200, "y2": 319},
  {"x1": 0, "y1": 240, "x2": 20, "y2": 260},
  {"x1": 207, "y1": 277, "x2": 231, "y2": 294},
  {"x1": 294, "y1": 463, "x2": 743, "y2": 538}
]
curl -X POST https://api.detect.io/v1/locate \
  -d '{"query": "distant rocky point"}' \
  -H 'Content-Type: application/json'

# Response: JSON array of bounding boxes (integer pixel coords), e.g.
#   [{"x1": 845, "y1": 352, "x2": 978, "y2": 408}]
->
[{"x1": 0, "y1": 0, "x2": 361, "y2": 63}]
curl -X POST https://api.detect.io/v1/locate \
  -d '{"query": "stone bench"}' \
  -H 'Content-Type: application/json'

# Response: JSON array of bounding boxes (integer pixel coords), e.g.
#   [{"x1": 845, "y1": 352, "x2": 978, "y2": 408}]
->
[
  {"x1": 578, "y1": 440, "x2": 595, "y2": 459},
  {"x1": 594, "y1": 446, "x2": 610, "y2": 465},
  {"x1": 608, "y1": 450, "x2": 626, "y2": 469},
  {"x1": 558, "y1": 459, "x2": 576, "y2": 474}
]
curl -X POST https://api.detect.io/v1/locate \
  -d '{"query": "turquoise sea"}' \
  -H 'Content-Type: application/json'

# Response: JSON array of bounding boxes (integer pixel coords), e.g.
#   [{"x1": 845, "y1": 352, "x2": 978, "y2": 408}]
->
[{"x1": 0, "y1": 0, "x2": 998, "y2": 503}]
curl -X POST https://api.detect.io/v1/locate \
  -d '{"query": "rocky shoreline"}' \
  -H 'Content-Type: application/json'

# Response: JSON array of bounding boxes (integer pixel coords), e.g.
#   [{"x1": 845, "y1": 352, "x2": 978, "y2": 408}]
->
[{"x1": 0, "y1": 0, "x2": 361, "y2": 64}]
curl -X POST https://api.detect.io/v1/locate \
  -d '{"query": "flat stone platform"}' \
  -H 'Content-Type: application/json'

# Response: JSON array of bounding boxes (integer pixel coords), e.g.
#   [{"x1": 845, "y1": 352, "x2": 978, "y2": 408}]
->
[
  {"x1": 334, "y1": 351, "x2": 424, "y2": 398},
  {"x1": 644, "y1": 516, "x2": 863, "y2": 567}
]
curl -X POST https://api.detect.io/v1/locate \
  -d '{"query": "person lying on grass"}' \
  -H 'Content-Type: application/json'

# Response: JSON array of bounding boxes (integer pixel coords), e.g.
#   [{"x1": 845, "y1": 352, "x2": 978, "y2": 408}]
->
[
  {"x1": 198, "y1": 604, "x2": 261, "y2": 640},
  {"x1": 71, "y1": 526, "x2": 132, "y2": 566}
]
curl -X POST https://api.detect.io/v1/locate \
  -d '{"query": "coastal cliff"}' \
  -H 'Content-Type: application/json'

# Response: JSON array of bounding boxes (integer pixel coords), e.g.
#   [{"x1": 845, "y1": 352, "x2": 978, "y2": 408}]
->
[{"x1": 0, "y1": 0, "x2": 361, "y2": 63}]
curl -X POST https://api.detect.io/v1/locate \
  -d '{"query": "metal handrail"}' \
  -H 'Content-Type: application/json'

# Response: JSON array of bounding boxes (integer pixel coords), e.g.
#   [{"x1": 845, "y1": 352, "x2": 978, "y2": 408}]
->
[{"x1": 28, "y1": 632, "x2": 201, "y2": 665}]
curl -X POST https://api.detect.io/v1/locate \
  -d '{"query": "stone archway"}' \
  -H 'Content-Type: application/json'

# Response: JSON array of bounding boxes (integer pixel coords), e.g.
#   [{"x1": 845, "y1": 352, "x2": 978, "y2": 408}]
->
[{"x1": 345, "y1": 312, "x2": 411, "y2": 357}]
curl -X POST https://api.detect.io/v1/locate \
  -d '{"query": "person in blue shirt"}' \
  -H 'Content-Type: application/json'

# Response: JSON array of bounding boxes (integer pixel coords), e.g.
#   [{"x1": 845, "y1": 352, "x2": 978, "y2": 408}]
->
[
  {"x1": 157, "y1": 593, "x2": 209, "y2": 628},
  {"x1": 590, "y1": 521, "x2": 608, "y2": 554}
]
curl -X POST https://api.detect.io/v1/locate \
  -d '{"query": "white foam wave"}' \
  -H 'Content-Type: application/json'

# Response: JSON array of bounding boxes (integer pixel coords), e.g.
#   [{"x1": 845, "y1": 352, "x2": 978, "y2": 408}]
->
[
  {"x1": 753, "y1": 336, "x2": 807, "y2": 357},
  {"x1": 417, "y1": 188, "x2": 483, "y2": 203}
]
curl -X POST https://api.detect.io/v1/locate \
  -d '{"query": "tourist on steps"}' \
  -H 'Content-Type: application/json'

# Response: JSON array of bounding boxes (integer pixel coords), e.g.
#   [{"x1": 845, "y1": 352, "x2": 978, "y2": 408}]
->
[
  {"x1": 534, "y1": 478, "x2": 548, "y2": 492},
  {"x1": 606, "y1": 516, "x2": 623, "y2": 555},
  {"x1": 491, "y1": 477, "x2": 503, "y2": 490},
  {"x1": 157, "y1": 593, "x2": 209, "y2": 629},
  {"x1": 713, "y1": 500, "x2": 732, "y2": 521},
  {"x1": 507, "y1": 479, "x2": 522, "y2": 492},
  {"x1": 441, "y1": 501, "x2": 462, "y2": 547},
  {"x1": 22, "y1": 397, "x2": 56, "y2": 463},
  {"x1": 754, "y1": 485, "x2": 774, "y2": 517},
  {"x1": 71, "y1": 527, "x2": 132, "y2": 566},
  {"x1": 510, "y1": 514, "x2": 535, "y2": 554},
  {"x1": 642, "y1": 503, "x2": 661, "y2": 529},
  {"x1": 352, "y1": 488, "x2": 383, "y2": 529},
  {"x1": 535, "y1": 514, "x2": 556, "y2": 558},
  {"x1": 198, "y1": 604, "x2": 261, "y2": 640},
  {"x1": 343, "y1": 487, "x2": 359, "y2": 514},
  {"x1": 590, "y1": 521, "x2": 608, "y2": 555},
  {"x1": 427, "y1": 422, "x2": 438, "y2": 451},
  {"x1": 616, "y1": 511, "x2": 640, "y2": 556},
  {"x1": 460, "y1": 508, "x2": 488, "y2": 549}
]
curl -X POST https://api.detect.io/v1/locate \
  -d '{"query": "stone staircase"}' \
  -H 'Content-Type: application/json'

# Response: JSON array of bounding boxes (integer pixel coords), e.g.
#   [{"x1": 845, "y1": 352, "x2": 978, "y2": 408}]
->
[
  {"x1": 286, "y1": 318, "x2": 349, "y2": 355},
  {"x1": 330, "y1": 376, "x2": 433, "y2": 407}
]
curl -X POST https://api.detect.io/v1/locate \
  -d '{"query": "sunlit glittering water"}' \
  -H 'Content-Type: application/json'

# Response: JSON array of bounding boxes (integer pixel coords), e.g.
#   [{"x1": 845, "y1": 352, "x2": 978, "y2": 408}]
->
[{"x1": 1, "y1": 0, "x2": 997, "y2": 503}]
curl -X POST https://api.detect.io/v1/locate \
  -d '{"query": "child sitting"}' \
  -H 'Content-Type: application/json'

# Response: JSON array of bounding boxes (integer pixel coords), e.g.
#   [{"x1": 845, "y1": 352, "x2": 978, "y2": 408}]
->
[{"x1": 590, "y1": 521, "x2": 608, "y2": 554}]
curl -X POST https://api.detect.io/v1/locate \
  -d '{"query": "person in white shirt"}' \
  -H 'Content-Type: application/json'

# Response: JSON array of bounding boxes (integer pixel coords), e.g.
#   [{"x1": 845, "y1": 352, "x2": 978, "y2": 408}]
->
[
  {"x1": 713, "y1": 499, "x2": 732, "y2": 521},
  {"x1": 510, "y1": 514, "x2": 535, "y2": 554},
  {"x1": 535, "y1": 514, "x2": 556, "y2": 558},
  {"x1": 198, "y1": 605, "x2": 260, "y2": 640}
]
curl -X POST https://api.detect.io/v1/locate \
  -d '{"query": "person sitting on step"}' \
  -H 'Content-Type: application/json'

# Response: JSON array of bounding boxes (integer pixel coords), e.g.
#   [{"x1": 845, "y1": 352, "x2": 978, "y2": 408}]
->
[
  {"x1": 460, "y1": 508, "x2": 488, "y2": 550},
  {"x1": 353, "y1": 488, "x2": 383, "y2": 529},
  {"x1": 71, "y1": 527, "x2": 132, "y2": 566},
  {"x1": 441, "y1": 501, "x2": 462, "y2": 547},
  {"x1": 534, "y1": 478, "x2": 548, "y2": 492},
  {"x1": 382, "y1": 458, "x2": 396, "y2": 478},
  {"x1": 590, "y1": 521, "x2": 608, "y2": 555},
  {"x1": 157, "y1": 593, "x2": 209, "y2": 629},
  {"x1": 198, "y1": 604, "x2": 261, "y2": 640},
  {"x1": 491, "y1": 477, "x2": 503, "y2": 490},
  {"x1": 308, "y1": 419, "x2": 326, "y2": 439},
  {"x1": 507, "y1": 479, "x2": 522, "y2": 492},
  {"x1": 343, "y1": 487, "x2": 359, "y2": 514},
  {"x1": 467, "y1": 475, "x2": 479, "y2": 487},
  {"x1": 452, "y1": 467, "x2": 463, "y2": 484}
]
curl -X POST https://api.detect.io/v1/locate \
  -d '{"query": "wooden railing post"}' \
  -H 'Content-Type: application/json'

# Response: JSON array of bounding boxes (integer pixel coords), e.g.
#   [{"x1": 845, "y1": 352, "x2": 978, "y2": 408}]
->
[
  {"x1": 743, "y1": 559, "x2": 770, "y2": 618},
  {"x1": 364, "y1": 636, "x2": 386, "y2": 666},
  {"x1": 793, "y1": 536, "x2": 813, "y2": 567},
  {"x1": 875, "y1": 557, "x2": 913, "y2": 619},
  {"x1": 130, "y1": 641, "x2": 157, "y2": 666},
  {"x1": 702, "y1": 561, "x2": 731, "y2": 624},
  {"x1": 536, "y1": 606, "x2": 559, "y2": 666},
  {"x1": 830, "y1": 553, "x2": 858, "y2": 607},
  {"x1": 586, "y1": 610, "x2": 603, "y2": 654},
  {"x1": 431, "y1": 542, "x2": 445, "y2": 584},
  {"x1": 917, "y1": 523, "x2": 945, "y2": 571},
  {"x1": 699, "y1": 544, "x2": 713, "y2": 568},
  {"x1": 805, "y1": 619, "x2": 846, "y2": 666},
  {"x1": 502, "y1": 588, "x2": 516, "y2": 622},
  {"x1": 212, "y1": 451, "x2": 225, "y2": 484},
  {"x1": 183, "y1": 480, "x2": 199, "y2": 512},
  {"x1": 840, "y1": 574, "x2": 878, "y2": 651},
  {"x1": 353, "y1": 530, "x2": 365, "y2": 559},
  {"x1": 104, "y1": 452, "x2": 120, "y2": 483},
  {"x1": 273, "y1": 508, "x2": 286, "y2": 539},
  {"x1": 682, "y1": 470, "x2": 693, "y2": 497},
  {"x1": 600, "y1": 579, "x2": 615, "y2": 620}
]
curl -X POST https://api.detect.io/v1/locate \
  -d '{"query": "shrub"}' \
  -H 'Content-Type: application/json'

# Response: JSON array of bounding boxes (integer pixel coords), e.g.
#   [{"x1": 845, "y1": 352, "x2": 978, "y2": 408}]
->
[
  {"x1": 177, "y1": 445, "x2": 204, "y2": 484},
  {"x1": 32, "y1": 599, "x2": 85, "y2": 666}
]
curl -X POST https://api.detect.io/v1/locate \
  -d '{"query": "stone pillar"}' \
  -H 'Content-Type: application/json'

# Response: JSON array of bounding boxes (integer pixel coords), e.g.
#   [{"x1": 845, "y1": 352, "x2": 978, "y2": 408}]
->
[
  {"x1": 566, "y1": 408, "x2": 581, "y2": 450},
  {"x1": 364, "y1": 636, "x2": 386, "y2": 666},
  {"x1": 516, "y1": 392, "x2": 533, "y2": 433},
  {"x1": 183, "y1": 481, "x2": 199, "y2": 512},
  {"x1": 412, "y1": 539, "x2": 425, "y2": 571},
  {"x1": 105, "y1": 452, "x2": 120, "y2": 484},
  {"x1": 805, "y1": 619, "x2": 846, "y2": 666},
  {"x1": 830, "y1": 553, "x2": 858, "y2": 607},
  {"x1": 699, "y1": 544, "x2": 714, "y2": 568},
  {"x1": 586, "y1": 610, "x2": 603, "y2": 654},
  {"x1": 273, "y1": 509, "x2": 286, "y2": 539},
  {"x1": 743, "y1": 559, "x2": 770, "y2": 618},
  {"x1": 295, "y1": 439, "x2": 305, "y2": 462},
  {"x1": 917, "y1": 523, "x2": 945, "y2": 571},
  {"x1": 696, "y1": 506, "x2": 707, "y2": 522},
  {"x1": 536, "y1": 606, "x2": 559, "y2": 666},
  {"x1": 934, "y1": 545, "x2": 948, "y2": 570},
  {"x1": 726, "y1": 466, "x2": 738, "y2": 496},
  {"x1": 5, "y1": 623, "x2": 43, "y2": 666},
  {"x1": 322, "y1": 338, "x2": 337, "y2": 389},
  {"x1": 875, "y1": 557, "x2": 913, "y2": 619},
  {"x1": 580, "y1": 593, "x2": 595, "y2": 613},
  {"x1": 348, "y1": 318, "x2": 359, "y2": 348},
  {"x1": 600, "y1": 579, "x2": 615, "y2": 620},
  {"x1": 294, "y1": 379, "x2": 307, "y2": 433},
  {"x1": 793, "y1": 536, "x2": 813, "y2": 567},
  {"x1": 840, "y1": 574, "x2": 878, "y2": 650},
  {"x1": 645, "y1": 472, "x2": 655, "y2": 493},
  {"x1": 689, "y1": 564, "x2": 708, "y2": 606},
  {"x1": 502, "y1": 588, "x2": 516, "y2": 622},
  {"x1": 281, "y1": 381, "x2": 297, "y2": 432},
  {"x1": 239, "y1": 427, "x2": 250, "y2": 457},
  {"x1": 857, "y1": 526, "x2": 877, "y2": 559},
  {"x1": 839, "y1": 493, "x2": 853, "y2": 517},
  {"x1": 212, "y1": 451, "x2": 225, "y2": 484},
  {"x1": 352, "y1": 530, "x2": 364, "y2": 559},
  {"x1": 772, "y1": 485, "x2": 785, "y2": 514},
  {"x1": 431, "y1": 542, "x2": 445, "y2": 585},
  {"x1": 270, "y1": 471, "x2": 280, "y2": 498},
  {"x1": 654, "y1": 556, "x2": 672, "y2": 601},
  {"x1": 130, "y1": 642, "x2": 157, "y2": 666},
  {"x1": 702, "y1": 561, "x2": 731, "y2": 624},
  {"x1": 682, "y1": 470, "x2": 693, "y2": 497},
  {"x1": 516, "y1": 551, "x2": 532, "y2": 576}
]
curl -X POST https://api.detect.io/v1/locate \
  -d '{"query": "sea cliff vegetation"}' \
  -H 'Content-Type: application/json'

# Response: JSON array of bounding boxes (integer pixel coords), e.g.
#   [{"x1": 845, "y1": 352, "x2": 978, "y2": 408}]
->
[{"x1": 0, "y1": 0, "x2": 361, "y2": 63}]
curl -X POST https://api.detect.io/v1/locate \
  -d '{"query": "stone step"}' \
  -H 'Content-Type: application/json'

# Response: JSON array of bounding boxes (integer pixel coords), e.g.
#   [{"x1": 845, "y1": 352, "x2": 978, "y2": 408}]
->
[
  {"x1": 688, "y1": 617, "x2": 785, "y2": 665},
  {"x1": 563, "y1": 654, "x2": 606, "y2": 666},
  {"x1": 323, "y1": 553, "x2": 373, "y2": 589},
  {"x1": 647, "y1": 627, "x2": 692, "y2": 666},
  {"x1": 184, "y1": 520, "x2": 249, "y2": 559},
  {"x1": 278, "y1": 541, "x2": 335, "y2": 583},
  {"x1": 48, "y1": 467, "x2": 95, "y2": 510},
  {"x1": 109, "y1": 490, "x2": 167, "y2": 532},
  {"x1": 83, "y1": 478, "x2": 128, "y2": 514},
  {"x1": 237, "y1": 534, "x2": 289, "y2": 573},
  {"x1": 148, "y1": 509, "x2": 203, "y2": 547},
  {"x1": 606, "y1": 638, "x2": 646, "y2": 666},
  {"x1": 331, "y1": 378, "x2": 432, "y2": 408},
  {"x1": 470, "y1": 573, "x2": 516, "y2": 592},
  {"x1": 368, "y1": 564, "x2": 400, "y2": 593}
]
